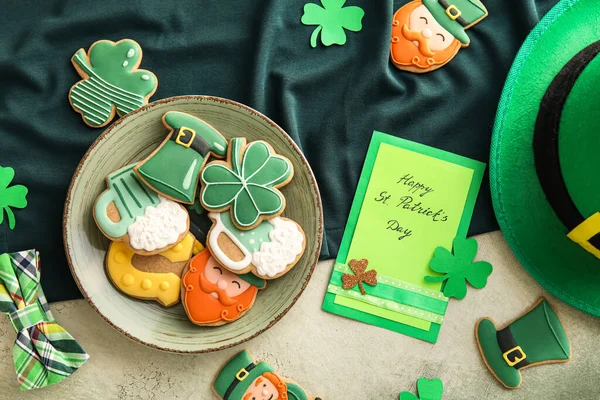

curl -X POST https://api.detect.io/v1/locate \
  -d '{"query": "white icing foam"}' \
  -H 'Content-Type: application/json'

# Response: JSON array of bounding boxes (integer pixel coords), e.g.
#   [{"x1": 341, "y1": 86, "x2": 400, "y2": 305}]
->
[
  {"x1": 127, "y1": 197, "x2": 188, "y2": 251},
  {"x1": 252, "y1": 218, "x2": 304, "y2": 277}
]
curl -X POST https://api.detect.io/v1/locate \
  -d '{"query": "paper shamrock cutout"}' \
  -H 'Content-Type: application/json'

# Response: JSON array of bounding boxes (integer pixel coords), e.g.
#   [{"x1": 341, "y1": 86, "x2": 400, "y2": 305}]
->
[
  {"x1": 342, "y1": 258, "x2": 378, "y2": 295},
  {"x1": 424, "y1": 237, "x2": 493, "y2": 300},
  {"x1": 301, "y1": 0, "x2": 365, "y2": 48},
  {"x1": 69, "y1": 39, "x2": 157, "y2": 128},
  {"x1": 0, "y1": 166, "x2": 28, "y2": 230},
  {"x1": 201, "y1": 138, "x2": 293, "y2": 229},
  {"x1": 400, "y1": 378, "x2": 444, "y2": 400}
]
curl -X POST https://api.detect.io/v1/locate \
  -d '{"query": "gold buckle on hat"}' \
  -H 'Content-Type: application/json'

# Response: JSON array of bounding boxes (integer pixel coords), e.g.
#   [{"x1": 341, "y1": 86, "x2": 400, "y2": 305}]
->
[
  {"x1": 445, "y1": 5, "x2": 462, "y2": 20},
  {"x1": 235, "y1": 368, "x2": 249, "y2": 382},
  {"x1": 502, "y1": 346, "x2": 526, "y2": 367},
  {"x1": 567, "y1": 212, "x2": 600, "y2": 258},
  {"x1": 175, "y1": 127, "x2": 196, "y2": 148}
]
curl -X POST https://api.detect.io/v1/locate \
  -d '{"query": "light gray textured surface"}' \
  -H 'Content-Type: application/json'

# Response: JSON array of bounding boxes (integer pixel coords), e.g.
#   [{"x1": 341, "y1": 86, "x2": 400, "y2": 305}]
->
[{"x1": 1, "y1": 231, "x2": 599, "y2": 399}]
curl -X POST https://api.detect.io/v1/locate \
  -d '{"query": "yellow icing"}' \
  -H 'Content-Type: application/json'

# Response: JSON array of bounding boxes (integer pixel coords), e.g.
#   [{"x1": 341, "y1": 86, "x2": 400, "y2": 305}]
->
[{"x1": 106, "y1": 234, "x2": 196, "y2": 306}]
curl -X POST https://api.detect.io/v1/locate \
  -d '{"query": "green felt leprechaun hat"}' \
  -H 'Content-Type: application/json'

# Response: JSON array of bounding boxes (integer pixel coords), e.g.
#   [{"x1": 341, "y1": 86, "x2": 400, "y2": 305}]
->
[
  {"x1": 476, "y1": 298, "x2": 571, "y2": 389},
  {"x1": 421, "y1": 0, "x2": 487, "y2": 45},
  {"x1": 213, "y1": 350, "x2": 275, "y2": 399},
  {"x1": 490, "y1": 0, "x2": 600, "y2": 316}
]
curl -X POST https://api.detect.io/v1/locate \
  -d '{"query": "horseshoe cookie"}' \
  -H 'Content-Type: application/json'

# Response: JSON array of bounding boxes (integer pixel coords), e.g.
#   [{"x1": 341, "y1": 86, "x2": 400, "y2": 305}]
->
[{"x1": 105, "y1": 233, "x2": 201, "y2": 306}]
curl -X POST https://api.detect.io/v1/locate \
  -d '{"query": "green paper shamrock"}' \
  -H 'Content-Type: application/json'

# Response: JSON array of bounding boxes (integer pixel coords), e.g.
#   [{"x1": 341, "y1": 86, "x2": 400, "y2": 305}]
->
[
  {"x1": 0, "y1": 166, "x2": 28, "y2": 230},
  {"x1": 69, "y1": 39, "x2": 157, "y2": 127},
  {"x1": 301, "y1": 0, "x2": 365, "y2": 48},
  {"x1": 201, "y1": 138, "x2": 292, "y2": 228},
  {"x1": 425, "y1": 237, "x2": 493, "y2": 300},
  {"x1": 400, "y1": 378, "x2": 444, "y2": 400}
]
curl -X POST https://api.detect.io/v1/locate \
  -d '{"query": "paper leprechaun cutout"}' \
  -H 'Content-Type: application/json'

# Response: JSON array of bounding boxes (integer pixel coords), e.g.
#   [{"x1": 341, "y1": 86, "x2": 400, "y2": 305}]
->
[
  {"x1": 213, "y1": 350, "x2": 322, "y2": 400},
  {"x1": 390, "y1": 0, "x2": 488, "y2": 73},
  {"x1": 135, "y1": 111, "x2": 228, "y2": 204}
]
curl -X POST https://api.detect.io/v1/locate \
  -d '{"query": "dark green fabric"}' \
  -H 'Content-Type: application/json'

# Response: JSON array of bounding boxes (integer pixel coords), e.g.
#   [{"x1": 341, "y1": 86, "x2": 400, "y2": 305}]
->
[{"x1": 0, "y1": 0, "x2": 557, "y2": 302}]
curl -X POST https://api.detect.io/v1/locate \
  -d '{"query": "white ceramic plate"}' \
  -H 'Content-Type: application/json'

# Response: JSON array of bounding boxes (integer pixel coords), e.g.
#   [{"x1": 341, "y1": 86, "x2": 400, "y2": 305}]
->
[{"x1": 63, "y1": 96, "x2": 323, "y2": 353}]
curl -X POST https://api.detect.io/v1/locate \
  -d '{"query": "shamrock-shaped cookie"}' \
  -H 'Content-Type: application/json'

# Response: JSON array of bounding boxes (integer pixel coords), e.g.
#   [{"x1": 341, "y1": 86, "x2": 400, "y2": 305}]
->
[
  {"x1": 0, "y1": 166, "x2": 28, "y2": 230},
  {"x1": 425, "y1": 237, "x2": 493, "y2": 300},
  {"x1": 301, "y1": 0, "x2": 365, "y2": 48},
  {"x1": 200, "y1": 138, "x2": 293, "y2": 230},
  {"x1": 69, "y1": 39, "x2": 157, "y2": 128}
]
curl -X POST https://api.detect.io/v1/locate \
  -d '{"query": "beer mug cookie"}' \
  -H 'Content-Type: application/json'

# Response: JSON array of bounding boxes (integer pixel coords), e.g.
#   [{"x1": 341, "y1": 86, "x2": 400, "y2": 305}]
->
[
  {"x1": 207, "y1": 211, "x2": 306, "y2": 279},
  {"x1": 93, "y1": 164, "x2": 190, "y2": 255}
]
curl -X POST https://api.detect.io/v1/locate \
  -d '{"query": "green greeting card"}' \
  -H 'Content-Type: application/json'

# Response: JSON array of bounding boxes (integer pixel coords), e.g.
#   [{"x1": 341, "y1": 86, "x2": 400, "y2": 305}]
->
[{"x1": 322, "y1": 131, "x2": 485, "y2": 343}]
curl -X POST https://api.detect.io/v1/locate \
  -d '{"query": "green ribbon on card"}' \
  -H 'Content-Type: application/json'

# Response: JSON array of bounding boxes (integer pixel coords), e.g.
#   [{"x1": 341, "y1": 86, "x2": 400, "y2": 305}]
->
[
  {"x1": 330, "y1": 262, "x2": 449, "y2": 323},
  {"x1": 327, "y1": 284, "x2": 445, "y2": 324}
]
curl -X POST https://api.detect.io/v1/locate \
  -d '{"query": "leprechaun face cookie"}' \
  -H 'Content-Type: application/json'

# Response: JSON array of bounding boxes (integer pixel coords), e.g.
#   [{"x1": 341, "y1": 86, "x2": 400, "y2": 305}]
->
[
  {"x1": 182, "y1": 249, "x2": 265, "y2": 326},
  {"x1": 69, "y1": 39, "x2": 157, "y2": 127},
  {"x1": 106, "y1": 233, "x2": 198, "y2": 307},
  {"x1": 200, "y1": 137, "x2": 293, "y2": 230},
  {"x1": 213, "y1": 350, "x2": 322, "y2": 400},
  {"x1": 390, "y1": 0, "x2": 488, "y2": 73},
  {"x1": 207, "y1": 211, "x2": 306, "y2": 279},
  {"x1": 93, "y1": 164, "x2": 190, "y2": 255},
  {"x1": 135, "y1": 111, "x2": 228, "y2": 204}
]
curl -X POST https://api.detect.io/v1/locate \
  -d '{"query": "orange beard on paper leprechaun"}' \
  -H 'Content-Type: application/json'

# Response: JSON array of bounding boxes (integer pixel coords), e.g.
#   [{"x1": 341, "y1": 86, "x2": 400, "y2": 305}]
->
[
  {"x1": 390, "y1": 1, "x2": 462, "y2": 73},
  {"x1": 182, "y1": 250, "x2": 259, "y2": 326}
]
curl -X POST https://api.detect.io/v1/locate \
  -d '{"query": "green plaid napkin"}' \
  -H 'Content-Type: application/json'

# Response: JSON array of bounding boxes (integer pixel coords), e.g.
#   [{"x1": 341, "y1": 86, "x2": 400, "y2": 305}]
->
[{"x1": 0, "y1": 250, "x2": 89, "y2": 390}]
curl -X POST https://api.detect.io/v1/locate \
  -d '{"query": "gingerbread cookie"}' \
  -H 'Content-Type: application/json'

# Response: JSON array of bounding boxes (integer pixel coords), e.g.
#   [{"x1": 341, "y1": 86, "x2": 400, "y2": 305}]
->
[
  {"x1": 181, "y1": 248, "x2": 266, "y2": 326},
  {"x1": 93, "y1": 164, "x2": 190, "y2": 255},
  {"x1": 69, "y1": 39, "x2": 157, "y2": 127},
  {"x1": 475, "y1": 298, "x2": 571, "y2": 389},
  {"x1": 207, "y1": 211, "x2": 306, "y2": 279},
  {"x1": 390, "y1": 0, "x2": 487, "y2": 73},
  {"x1": 200, "y1": 137, "x2": 294, "y2": 230},
  {"x1": 105, "y1": 233, "x2": 199, "y2": 307},
  {"x1": 135, "y1": 111, "x2": 228, "y2": 204},
  {"x1": 213, "y1": 350, "x2": 322, "y2": 400}
]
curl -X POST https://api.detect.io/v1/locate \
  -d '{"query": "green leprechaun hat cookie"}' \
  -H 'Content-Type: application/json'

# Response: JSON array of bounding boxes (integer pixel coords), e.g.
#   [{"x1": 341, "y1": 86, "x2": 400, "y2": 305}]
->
[
  {"x1": 135, "y1": 111, "x2": 228, "y2": 204},
  {"x1": 421, "y1": 0, "x2": 487, "y2": 45},
  {"x1": 476, "y1": 298, "x2": 571, "y2": 389},
  {"x1": 213, "y1": 350, "x2": 275, "y2": 399},
  {"x1": 490, "y1": 0, "x2": 600, "y2": 316},
  {"x1": 213, "y1": 350, "x2": 319, "y2": 400}
]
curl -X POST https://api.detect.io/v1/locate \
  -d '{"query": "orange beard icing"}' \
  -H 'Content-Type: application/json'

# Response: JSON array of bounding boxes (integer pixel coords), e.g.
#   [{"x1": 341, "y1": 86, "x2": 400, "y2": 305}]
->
[
  {"x1": 182, "y1": 251, "x2": 258, "y2": 325},
  {"x1": 263, "y1": 372, "x2": 288, "y2": 399},
  {"x1": 390, "y1": 0, "x2": 462, "y2": 71}
]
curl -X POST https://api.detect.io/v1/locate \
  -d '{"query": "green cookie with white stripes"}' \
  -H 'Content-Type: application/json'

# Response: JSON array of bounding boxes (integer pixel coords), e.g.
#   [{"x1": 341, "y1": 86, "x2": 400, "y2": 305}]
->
[{"x1": 69, "y1": 39, "x2": 158, "y2": 128}]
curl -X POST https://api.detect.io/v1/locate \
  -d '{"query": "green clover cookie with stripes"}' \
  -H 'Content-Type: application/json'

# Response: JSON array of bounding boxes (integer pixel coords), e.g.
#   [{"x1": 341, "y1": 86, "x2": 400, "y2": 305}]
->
[
  {"x1": 69, "y1": 39, "x2": 157, "y2": 128},
  {"x1": 201, "y1": 137, "x2": 294, "y2": 230}
]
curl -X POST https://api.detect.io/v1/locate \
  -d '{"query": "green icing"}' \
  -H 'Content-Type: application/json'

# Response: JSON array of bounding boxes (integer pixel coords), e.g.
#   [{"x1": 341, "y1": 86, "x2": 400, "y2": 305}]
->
[
  {"x1": 422, "y1": 0, "x2": 488, "y2": 45},
  {"x1": 219, "y1": 211, "x2": 273, "y2": 253},
  {"x1": 212, "y1": 351, "x2": 274, "y2": 399},
  {"x1": 136, "y1": 112, "x2": 228, "y2": 203},
  {"x1": 163, "y1": 111, "x2": 228, "y2": 157},
  {"x1": 137, "y1": 141, "x2": 204, "y2": 203},
  {"x1": 286, "y1": 382, "x2": 310, "y2": 400},
  {"x1": 558, "y1": 53, "x2": 600, "y2": 219},
  {"x1": 95, "y1": 164, "x2": 159, "y2": 238},
  {"x1": 70, "y1": 40, "x2": 157, "y2": 127},
  {"x1": 202, "y1": 138, "x2": 292, "y2": 227},
  {"x1": 477, "y1": 300, "x2": 570, "y2": 389}
]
